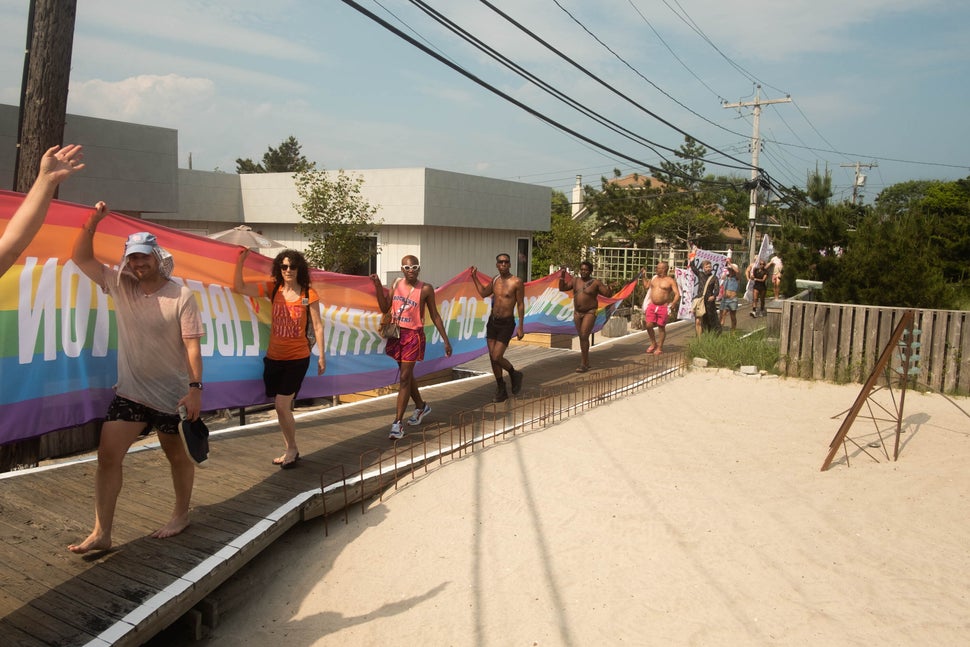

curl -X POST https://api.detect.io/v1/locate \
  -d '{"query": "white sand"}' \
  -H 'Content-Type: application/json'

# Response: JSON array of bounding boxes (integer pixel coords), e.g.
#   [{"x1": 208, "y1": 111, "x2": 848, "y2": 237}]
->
[{"x1": 201, "y1": 370, "x2": 970, "y2": 646}]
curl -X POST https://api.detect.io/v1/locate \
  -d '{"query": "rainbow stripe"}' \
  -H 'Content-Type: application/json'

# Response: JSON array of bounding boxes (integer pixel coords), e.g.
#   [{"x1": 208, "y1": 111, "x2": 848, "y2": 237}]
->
[{"x1": 0, "y1": 191, "x2": 636, "y2": 444}]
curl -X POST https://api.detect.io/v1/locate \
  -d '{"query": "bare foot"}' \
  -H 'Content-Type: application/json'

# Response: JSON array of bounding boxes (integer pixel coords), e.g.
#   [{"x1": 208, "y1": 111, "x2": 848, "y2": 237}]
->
[
  {"x1": 68, "y1": 532, "x2": 111, "y2": 554},
  {"x1": 151, "y1": 513, "x2": 190, "y2": 539}
]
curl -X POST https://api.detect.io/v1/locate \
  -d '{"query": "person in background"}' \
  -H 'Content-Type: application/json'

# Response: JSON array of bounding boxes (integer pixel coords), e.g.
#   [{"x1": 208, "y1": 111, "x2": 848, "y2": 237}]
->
[
  {"x1": 691, "y1": 259, "x2": 721, "y2": 336},
  {"x1": 371, "y1": 255, "x2": 452, "y2": 440},
  {"x1": 641, "y1": 261, "x2": 681, "y2": 355},
  {"x1": 559, "y1": 260, "x2": 613, "y2": 373},
  {"x1": 748, "y1": 259, "x2": 768, "y2": 318},
  {"x1": 719, "y1": 263, "x2": 741, "y2": 331},
  {"x1": 69, "y1": 203, "x2": 204, "y2": 553},
  {"x1": 234, "y1": 249, "x2": 326, "y2": 468},
  {"x1": 769, "y1": 254, "x2": 784, "y2": 300},
  {"x1": 470, "y1": 253, "x2": 526, "y2": 403},
  {"x1": 0, "y1": 144, "x2": 84, "y2": 277}
]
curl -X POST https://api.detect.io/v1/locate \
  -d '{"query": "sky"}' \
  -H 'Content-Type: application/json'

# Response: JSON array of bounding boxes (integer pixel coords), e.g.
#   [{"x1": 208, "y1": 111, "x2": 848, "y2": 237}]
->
[{"x1": 1, "y1": 0, "x2": 968, "y2": 204}]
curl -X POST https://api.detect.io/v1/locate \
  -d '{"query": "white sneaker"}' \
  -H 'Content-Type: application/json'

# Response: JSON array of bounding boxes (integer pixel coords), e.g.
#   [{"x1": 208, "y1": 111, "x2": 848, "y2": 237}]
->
[
  {"x1": 407, "y1": 403, "x2": 432, "y2": 426},
  {"x1": 388, "y1": 421, "x2": 404, "y2": 439}
]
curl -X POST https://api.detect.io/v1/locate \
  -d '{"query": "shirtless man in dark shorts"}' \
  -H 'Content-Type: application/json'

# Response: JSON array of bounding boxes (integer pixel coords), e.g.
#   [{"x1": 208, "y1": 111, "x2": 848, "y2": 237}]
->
[
  {"x1": 471, "y1": 253, "x2": 526, "y2": 402},
  {"x1": 642, "y1": 261, "x2": 681, "y2": 355},
  {"x1": 559, "y1": 260, "x2": 613, "y2": 373}
]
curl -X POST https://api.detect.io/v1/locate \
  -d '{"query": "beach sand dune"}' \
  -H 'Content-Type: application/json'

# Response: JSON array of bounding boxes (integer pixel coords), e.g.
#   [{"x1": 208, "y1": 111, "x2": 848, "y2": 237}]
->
[{"x1": 198, "y1": 371, "x2": 970, "y2": 646}]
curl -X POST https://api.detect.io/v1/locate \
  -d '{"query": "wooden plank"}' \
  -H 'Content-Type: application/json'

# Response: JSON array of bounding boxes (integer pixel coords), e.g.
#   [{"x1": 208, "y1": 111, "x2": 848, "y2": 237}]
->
[
  {"x1": 786, "y1": 302, "x2": 803, "y2": 377},
  {"x1": 800, "y1": 302, "x2": 818, "y2": 379},
  {"x1": 812, "y1": 304, "x2": 827, "y2": 381},
  {"x1": 942, "y1": 312, "x2": 961, "y2": 393},
  {"x1": 0, "y1": 560, "x2": 117, "y2": 640},
  {"x1": 836, "y1": 305, "x2": 855, "y2": 382},
  {"x1": 822, "y1": 305, "x2": 841, "y2": 381},
  {"x1": 0, "y1": 586, "x2": 98, "y2": 647},
  {"x1": 778, "y1": 299, "x2": 792, "y2": 369},
  {"x1": 930, "y1": 310, "x2": 949, "y2": 392},
  {"x1": 918, "y1": 309, "x2": 936, "y2": 390},
  {"x1": 959, "y1": 312, "x2": 970, "y2": 394},
  {"x1": 850, "y1": 305, "x2": 867, "y2": 383}
]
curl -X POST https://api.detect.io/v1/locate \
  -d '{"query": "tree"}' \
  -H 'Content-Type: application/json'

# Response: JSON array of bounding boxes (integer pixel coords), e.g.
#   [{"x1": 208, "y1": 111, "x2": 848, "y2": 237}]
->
[
  {"x1": 774, "y1": 167, "x2": 852, "y2": 300},
  {"x1": 875, "y1": 178, "x2": 970, "y2": 284},
  {"x1": 656, "y1": 136, "x2": 707, "y2": 191},
  {"x1": 583, "y1": 170, "x2": 663, "y2": 246},
  {"x1": 532, "y1": 190, "x2": 593, "y2": 275},
  {"x1": 583, "y1": 138, "x2": 748, "y2": 251},
  {"x1": 295, "y1": 168, "x2": 382, "y2": 275},
  {"x1": 236, "y1": 136, "x2": 313, "y2": 174},
  {"x1": 653, "y1": 204, "x2": 724, "y2": 250},
  {"x1": 14, "y1": 0, "x2": 77, "y2": 193},
  {"x1": 830, "y1": 211, "x2": 951, "y2": 308}
]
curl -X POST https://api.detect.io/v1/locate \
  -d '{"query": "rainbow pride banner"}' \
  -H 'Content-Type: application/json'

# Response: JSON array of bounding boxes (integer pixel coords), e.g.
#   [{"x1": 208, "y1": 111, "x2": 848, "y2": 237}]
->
[{"x1": 1, "y1": 191, "x2": 635, "y2": 444}]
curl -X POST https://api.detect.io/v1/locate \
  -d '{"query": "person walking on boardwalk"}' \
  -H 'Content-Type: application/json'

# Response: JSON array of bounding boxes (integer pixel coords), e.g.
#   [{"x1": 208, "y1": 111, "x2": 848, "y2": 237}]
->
[
  {"x1": 371, "y1": 255, "x2": 452, "y2": 440},
  {"x1": 1, "y1": 144, "x2": 85, "y2": 277},
  {"x1": 234, "y1": 248, "x2": 326, "y2": 469},
  {"x1": 719, "y1": 262, "x2": 741, "y2": 331},
  {"x1": 691, "y1": 259, "x2": 721, "y2": 336},
  {"x1": 768, "y1": 254, "x2": 784, "y2": 300},
  {"x1": 69, "y1": 203, "x2": 204, "y2": 553},
  {"x1": 748, "y1": 258, "x2": 768, "y2": 317},
  {"x1": 470, "y1": 253, "x2": 526, "y2": 402},
  {"x1": 559, "y1": 260, "x2": 613, "y2": 373},
  {"x1": 641, "y1": 261, "x2": 681, "y2": 355}
]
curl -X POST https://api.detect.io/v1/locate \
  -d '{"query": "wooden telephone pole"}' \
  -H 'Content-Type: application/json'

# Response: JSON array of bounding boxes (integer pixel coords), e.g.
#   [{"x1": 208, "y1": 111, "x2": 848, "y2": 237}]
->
[
  {"x1": 723, "y1": 85, "x2": 791, "y2": 263},
  {"x1": 13, "y1": 0, "x2": 77, "y2": 193},
  {"x1": 840, "y1": 161, "x2": 878, "y2": 205}
]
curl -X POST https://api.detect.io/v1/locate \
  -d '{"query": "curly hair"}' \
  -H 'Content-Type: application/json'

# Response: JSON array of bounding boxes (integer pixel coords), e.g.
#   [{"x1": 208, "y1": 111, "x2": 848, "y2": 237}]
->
[{"x1": 271, "y1": 249, "x2": 311, "y2": 292}]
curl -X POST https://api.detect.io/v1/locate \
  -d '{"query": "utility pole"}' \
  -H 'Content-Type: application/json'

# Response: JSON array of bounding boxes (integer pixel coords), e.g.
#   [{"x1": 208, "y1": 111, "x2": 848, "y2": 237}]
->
[
  {"x1": 14, "y1": 0, "x2": 77, "y2": 193},
  {"x1": 723, "y1": 85, "x2": 791, "y2": 263},
  {"x1": 840, "y1": 161, "x2": 878, "y2": 205}
]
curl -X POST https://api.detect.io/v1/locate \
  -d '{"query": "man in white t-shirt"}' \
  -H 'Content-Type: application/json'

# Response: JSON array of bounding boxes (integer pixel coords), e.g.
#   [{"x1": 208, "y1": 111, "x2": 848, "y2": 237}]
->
[{"x1": 69, "y1": 202, "x2": 205, "y2": 554}]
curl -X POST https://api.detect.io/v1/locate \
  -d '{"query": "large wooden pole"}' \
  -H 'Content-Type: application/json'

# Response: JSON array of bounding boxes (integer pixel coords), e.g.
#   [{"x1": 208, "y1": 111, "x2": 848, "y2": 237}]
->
[{"x1": 13, "y1": 0, "x2": 77, "y2": 193}]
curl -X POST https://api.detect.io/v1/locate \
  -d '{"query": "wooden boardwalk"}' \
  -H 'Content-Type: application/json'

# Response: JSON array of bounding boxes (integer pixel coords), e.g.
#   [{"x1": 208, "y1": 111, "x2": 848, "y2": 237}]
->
[{"x1": 0, "y1": 320, "x2": 712, "y2": 646}]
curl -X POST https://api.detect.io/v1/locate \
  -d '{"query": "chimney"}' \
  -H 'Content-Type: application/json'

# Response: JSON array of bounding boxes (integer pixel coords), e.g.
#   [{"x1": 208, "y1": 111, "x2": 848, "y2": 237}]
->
[{"x1": 571, "y1": 175, "x2": 583, "y2": 217}]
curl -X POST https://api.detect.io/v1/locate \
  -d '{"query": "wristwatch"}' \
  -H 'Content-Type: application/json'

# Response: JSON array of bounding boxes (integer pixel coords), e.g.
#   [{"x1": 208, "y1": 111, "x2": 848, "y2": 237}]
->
[{"x1": 189, "y1": 382, "x2": 203, "y2": 390}]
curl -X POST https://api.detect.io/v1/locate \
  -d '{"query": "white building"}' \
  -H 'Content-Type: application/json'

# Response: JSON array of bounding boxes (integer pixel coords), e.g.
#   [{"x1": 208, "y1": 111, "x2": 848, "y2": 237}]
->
[{"x1": 1, "y1": 104, "x2": 550, "y2": 285}]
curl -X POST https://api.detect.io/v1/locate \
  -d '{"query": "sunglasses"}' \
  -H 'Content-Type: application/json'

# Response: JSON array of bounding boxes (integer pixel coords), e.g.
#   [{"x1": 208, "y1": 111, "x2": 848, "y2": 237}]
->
[
  {"x1": 401, "y1": 264, "x2": 420, "y2": 271},
  {"x1": 497, "y1": 259, "x2": 511, "y2": 264},
  {"x1": 280, "y1": 264, "x2": 297, "y2": 271}
]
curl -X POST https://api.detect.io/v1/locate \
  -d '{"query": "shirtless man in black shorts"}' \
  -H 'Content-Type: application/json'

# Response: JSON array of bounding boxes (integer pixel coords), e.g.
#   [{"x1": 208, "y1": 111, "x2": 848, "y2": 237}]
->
[
  {"x1": 471, "y1": 253, "x2": 525, "y2": 402},
  {"x1": 559, "y1": 260, "x2": 613, "y2": 373}
]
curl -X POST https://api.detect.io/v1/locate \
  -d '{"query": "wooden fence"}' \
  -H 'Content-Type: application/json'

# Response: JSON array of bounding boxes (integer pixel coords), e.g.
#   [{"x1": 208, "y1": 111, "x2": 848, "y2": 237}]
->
[{"x1": 777, "y1": 300, "x2": 970, "y2": 395}]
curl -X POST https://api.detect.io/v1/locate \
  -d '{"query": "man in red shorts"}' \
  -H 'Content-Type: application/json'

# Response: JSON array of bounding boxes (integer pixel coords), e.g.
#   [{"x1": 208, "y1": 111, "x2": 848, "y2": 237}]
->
[
  {"x1": 642, "y1": 261, "x2": 681, "y2": 355},
  {"x1": 372, "y1": 255, "x2": 452, "y2": 440}
]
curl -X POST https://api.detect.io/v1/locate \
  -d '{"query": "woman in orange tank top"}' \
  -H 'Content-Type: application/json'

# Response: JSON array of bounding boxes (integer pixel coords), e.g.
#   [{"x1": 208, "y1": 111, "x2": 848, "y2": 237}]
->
[{"x1": 235, "y1": 249, "x2": 326, "y2": 468}]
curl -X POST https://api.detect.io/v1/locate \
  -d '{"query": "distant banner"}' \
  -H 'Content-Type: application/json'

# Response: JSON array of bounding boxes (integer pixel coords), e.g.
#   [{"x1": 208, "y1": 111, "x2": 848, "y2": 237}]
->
[
  {"x1": 675, "y1": 248, "x2": 729, "y2": 320},
  {"x1": 0, "y1": 192, "x2": 636, "y2": 444}
]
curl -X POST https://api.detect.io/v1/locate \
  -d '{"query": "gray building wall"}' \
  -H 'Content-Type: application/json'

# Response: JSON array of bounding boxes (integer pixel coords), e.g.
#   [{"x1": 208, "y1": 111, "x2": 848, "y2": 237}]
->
[
  {"x1": 2, "y1": 104, "x2": 550, "y2": 284},
  {"x1": 1, "y1": 103, "x2": 178, "y2": 214}
]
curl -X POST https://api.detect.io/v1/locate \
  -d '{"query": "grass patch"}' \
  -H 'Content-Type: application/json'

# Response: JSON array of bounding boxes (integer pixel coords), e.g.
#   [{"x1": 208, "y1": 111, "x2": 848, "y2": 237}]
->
[{"x1": 686, "y1": 329, "x2": 780, "y2": 373}]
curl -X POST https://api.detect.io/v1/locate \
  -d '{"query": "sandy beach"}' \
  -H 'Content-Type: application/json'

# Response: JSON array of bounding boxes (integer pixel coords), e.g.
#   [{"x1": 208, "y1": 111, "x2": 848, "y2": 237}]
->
[{"x1": 196, "y1": 369, "x2": 970, "y2": 647}]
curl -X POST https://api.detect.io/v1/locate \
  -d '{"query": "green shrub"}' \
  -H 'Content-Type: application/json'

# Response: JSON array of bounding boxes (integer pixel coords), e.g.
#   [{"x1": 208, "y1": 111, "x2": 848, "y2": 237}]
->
[{"x1": 686, "y1": 329, "x2": 780, "y2": 373}]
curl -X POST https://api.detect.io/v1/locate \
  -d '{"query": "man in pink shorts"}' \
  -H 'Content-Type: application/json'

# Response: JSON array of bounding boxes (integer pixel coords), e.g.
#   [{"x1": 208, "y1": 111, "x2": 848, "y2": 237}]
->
[{"x1": 642, "y1": 261, "x2": 681, "y2": 355}]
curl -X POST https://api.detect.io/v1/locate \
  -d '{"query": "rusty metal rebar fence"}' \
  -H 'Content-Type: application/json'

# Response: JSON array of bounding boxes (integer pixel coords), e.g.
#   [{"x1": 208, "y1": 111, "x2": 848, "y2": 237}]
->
[{"x1": 318, "y1": 351, "x2": 686, "y2": 523}]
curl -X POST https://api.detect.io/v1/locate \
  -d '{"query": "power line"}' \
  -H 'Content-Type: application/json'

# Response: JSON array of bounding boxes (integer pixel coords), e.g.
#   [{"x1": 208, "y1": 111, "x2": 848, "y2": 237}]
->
[
  {"x1": 470, "y1": 0, "x2": 754, "y2": 173},
  {"x1": 339, "y1": 0, "x2": 699, "y2": 180},
  {"x1": 550, "y1": 0, "x2": 750, "y2": 142}
]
